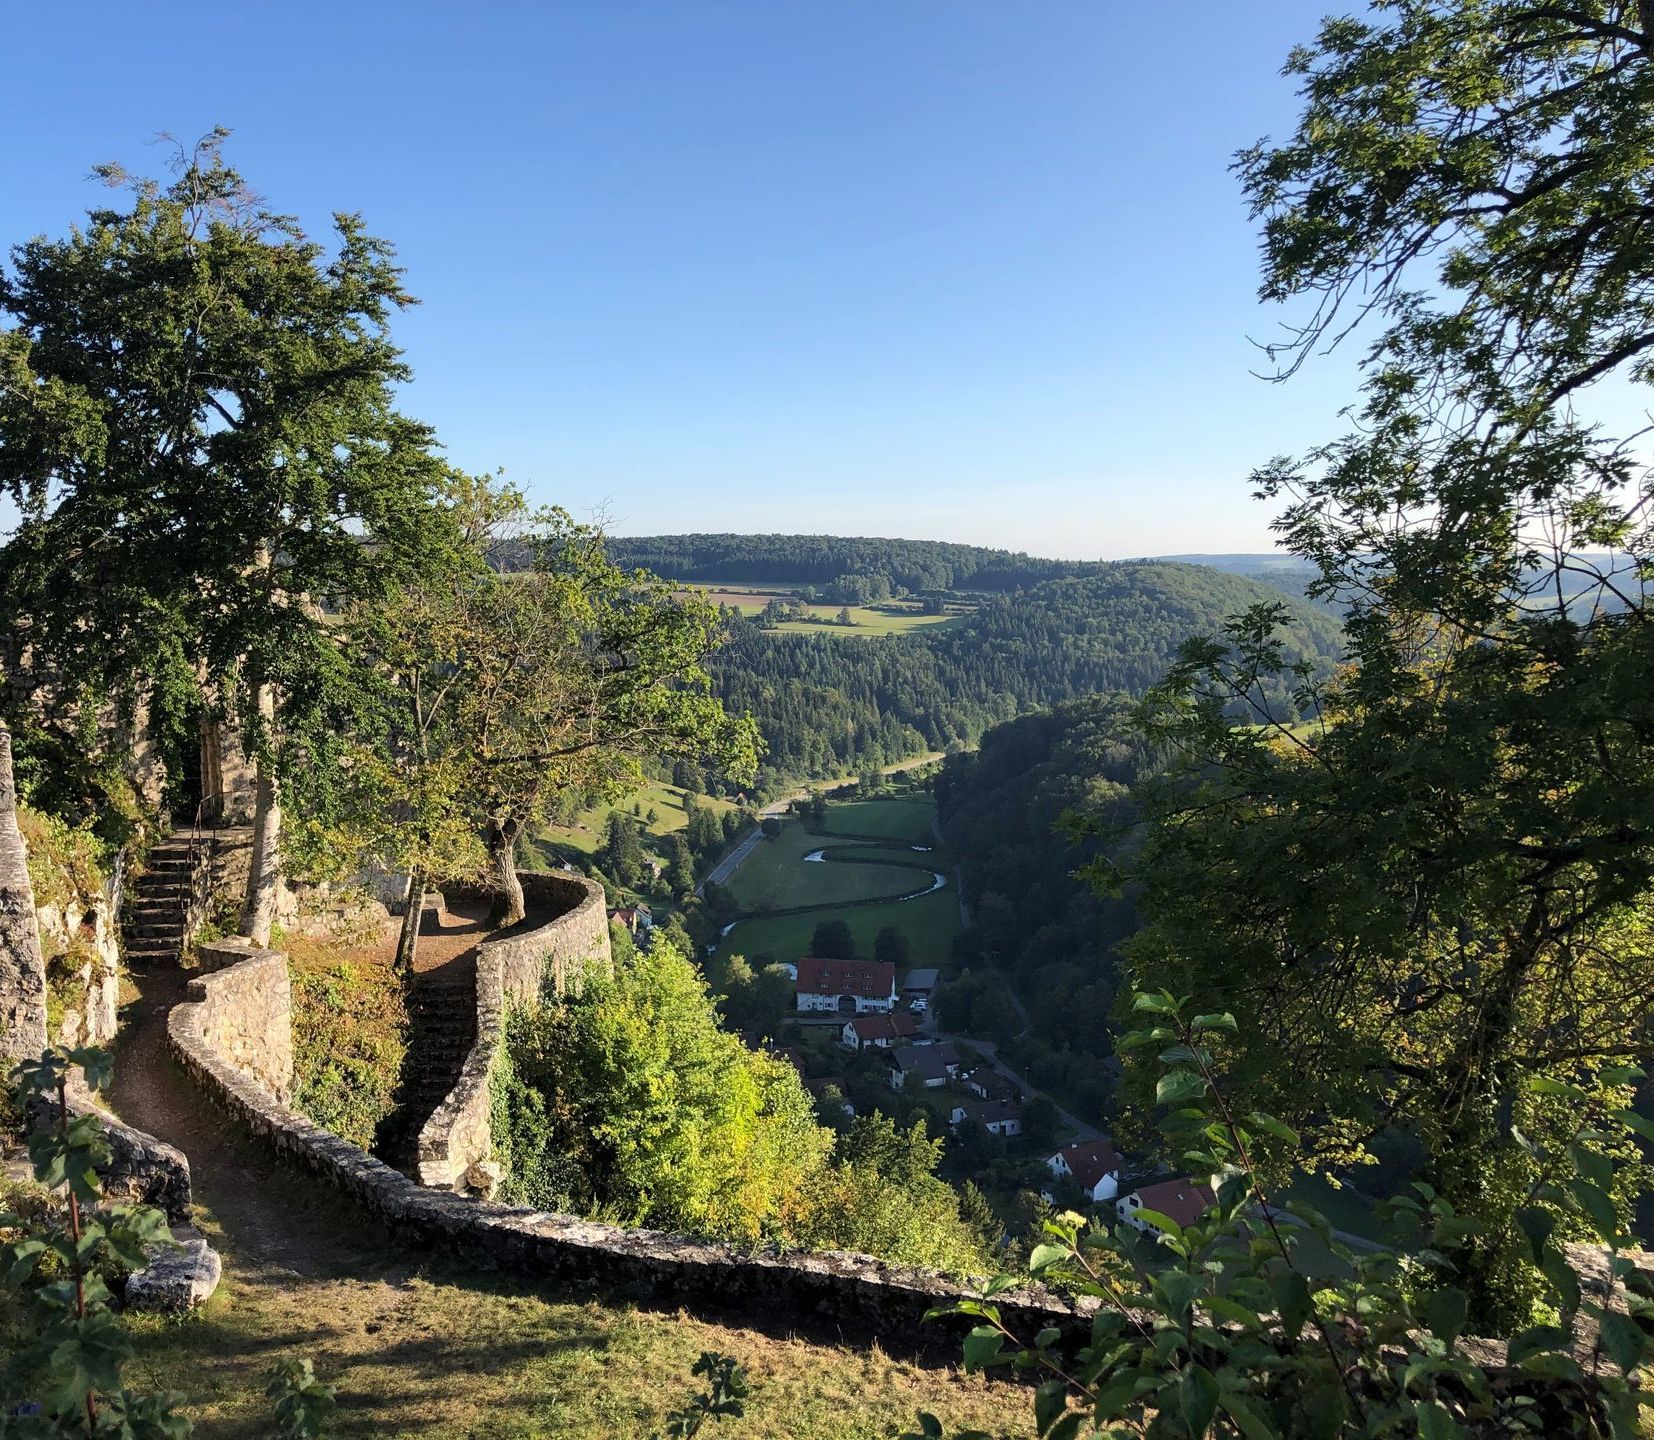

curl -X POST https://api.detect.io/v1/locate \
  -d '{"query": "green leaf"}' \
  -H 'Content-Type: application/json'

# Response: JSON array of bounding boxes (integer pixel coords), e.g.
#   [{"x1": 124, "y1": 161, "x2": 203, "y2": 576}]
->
[
  {"x1": 1034, "y1": 1379, "x2": 1068, "y2": 1436},
  {"x1": 1599, "y1": 1311, "x2": 1646, "y2": 1375},
  {"x1": 1178, "y1": 1365, "x2": 1219, "y2": 1438},
  {"x1": 1129, "y1": 1207, "x2": 1184, "y2": 1240},
  {"x1": 1610, "y1": 1108, "x2": 1654, "y2": 1145},
  {"x1": 1541, "y1": 1249, "x2": 1581, "y2": 1315},
  {"x1": 1528, "y1": 1076, "x2": 1587, "y2": 1102},
  {"x1": 1028, "y1": 1243, "x2": 1068, "y2": 1275},
  {"x1": 1421, "y1": 1286, "x2": 1468, "y2": 1348},
  {"x1": 1270, "y1": 1270, "x2": 1311, "y2": 1338},
  {"x1": 1220, "y1": 1394, "x2": 1280, "y2": 1440},
  {"x1": 961, "y1": 1326, "x2": 1006, "y2": 1373},
  {"x1": 1568, "y1": 1178, "x2": 1619, "y2": 1244},
  {"x1": 1155, "y1": 1269, "x2": 1201, "y2": 1320},
  {"x1": 1156, "y1": 1070, "x2": 1208, "y2": 1107},
  {"x1": 1414, "y1": 1400, "x2": 1465, "y2": 1440},
  {"x1": 1514, "y1": 1206, "x2": 1555, "y2": 1264},
  {"x1": 1506, "y1": 1325, "x2": 1567, "y2": 1365},
  {"x1": 1132, "y1": 992, "x2": 1181, "y2": 1016},
  {"x1": 1569, "y1": 1143, "x2": 1614, "y2": 1193},
  {"x1": 1246, "y1": 1112, "x2": 1300, "y2": 1146},
  {"x1": 1191, "y1": 1012, "x2": 1238, "y2": 1034}
]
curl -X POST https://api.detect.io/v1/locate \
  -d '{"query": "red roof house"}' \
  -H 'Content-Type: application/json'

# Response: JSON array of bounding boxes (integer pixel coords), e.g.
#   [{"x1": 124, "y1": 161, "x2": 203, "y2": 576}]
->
[{"x1": 795, "y1": 957, "x2": 897, "y2": 1014}]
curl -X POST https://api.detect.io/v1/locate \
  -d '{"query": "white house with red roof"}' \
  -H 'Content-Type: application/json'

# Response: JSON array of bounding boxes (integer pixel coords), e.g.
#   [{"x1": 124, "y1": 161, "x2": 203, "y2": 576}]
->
[
  {"x1": 794, "y1": 957, "x2": 897, "y2": 1014},
  {"x1": 1045, "y1": 1139, "x2": 1125, "y2": 1203},
  {"x1": 840, "y1": 1012, "x2": 918, "y2": 1050},
  {"x1": 1116, "y1": 1178, "x2": 1216, "y2": 1234}
]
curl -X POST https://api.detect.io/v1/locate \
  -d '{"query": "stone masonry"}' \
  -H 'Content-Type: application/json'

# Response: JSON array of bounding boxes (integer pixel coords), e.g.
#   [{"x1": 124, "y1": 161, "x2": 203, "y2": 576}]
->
[{"x1": 416, "y1": 870, "x2": 611, "y2": 1189}]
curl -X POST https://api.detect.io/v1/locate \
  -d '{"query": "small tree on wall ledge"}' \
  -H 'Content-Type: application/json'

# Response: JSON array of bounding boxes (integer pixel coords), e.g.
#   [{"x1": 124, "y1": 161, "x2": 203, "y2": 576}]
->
[{"x1": 300, "y1": 471, "x2": 758, "y2": 961}]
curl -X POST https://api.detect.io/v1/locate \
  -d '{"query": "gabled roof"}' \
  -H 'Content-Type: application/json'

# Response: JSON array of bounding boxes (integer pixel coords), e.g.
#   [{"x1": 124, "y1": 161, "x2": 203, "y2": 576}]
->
[
  {"x1": 1055, "y1": 1139, "x2": 1123, "y2": 1193},
  {"x1": 890, "y1": 1041, "x2": 958, "y2": 1080},
  {"x1": 966, "y1": 1067, "x2": 1016, "y2": 1100},
  {"x1": 963, "y1": 1098, "x2": 1021, "y2": 1126},
  {"x1": 846, "y1": 1013, "x2": 917, "y2": 1042},
  {"x1": 795, "y1": 957, "x2": 896, "y2": 998},
  {"x1": 1128, "y1": 1178, "x2": 1216, "y2": 1227}
]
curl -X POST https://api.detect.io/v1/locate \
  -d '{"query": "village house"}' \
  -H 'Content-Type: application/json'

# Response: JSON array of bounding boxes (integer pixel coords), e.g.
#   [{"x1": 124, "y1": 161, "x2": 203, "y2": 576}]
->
[
  {"x1": 607, "y1": 902, "x2": 653, "y2": 935},
  {"x1": 888, "y1": 1041, "x2": 960, "y2": 1091},
  {"x1": 1045, "y1": 1139, "x2": 1125, "y2": 1203},
  {"x1": 1116, "y1": 1177, "x2": 1216, "y2": 1234},
  {"x1": 900, "y1": 967, "x2": 939, "y2": 1003},
  {"x1": 962, "y1": 1066, "x2": 1017, "y2": 1103},
  {"x1": 840, "y1": 1012, "x2": 918, "y2": 1051},
  {"x1": 949, "y1": 1097, "x2": 1022, "y2": 1137},
  {"x1": 794, "y1": 957, "x2": 898, "y2": 1014}
]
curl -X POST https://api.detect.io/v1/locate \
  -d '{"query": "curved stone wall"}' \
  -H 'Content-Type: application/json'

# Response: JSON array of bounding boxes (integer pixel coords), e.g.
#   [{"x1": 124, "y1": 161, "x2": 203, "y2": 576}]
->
[
  {"x1": 166, "y1": 942, "x2": 1092, "y2": 1353},
  {"x1": 415, "y1": 871, "x2": 611, "y2": 1189}
]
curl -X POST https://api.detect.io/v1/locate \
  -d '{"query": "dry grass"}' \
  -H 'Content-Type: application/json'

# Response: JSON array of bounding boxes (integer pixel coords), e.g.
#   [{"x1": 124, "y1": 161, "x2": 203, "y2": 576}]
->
[{"x1": 126, "y1": 1252, "x2": 1019, "y2": 1438}]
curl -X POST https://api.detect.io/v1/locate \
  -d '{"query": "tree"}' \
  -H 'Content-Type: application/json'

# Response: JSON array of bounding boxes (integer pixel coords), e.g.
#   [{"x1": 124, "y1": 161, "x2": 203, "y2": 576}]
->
[
  {"x1": 836, "y1": 607, "x2": 853, "y2": 627},
  {"x1": 0, "y1": 133, "x2": 455, "y2": 946},
  {"x1": 809, "y1": 919, "x2": 854, "y2": 959},
  {"x1": 1123, "y1": 0, "x2": 1654, "y2": 1331},
  {"x1": 598, "y1": 811, "x2": 646, "y2": 890},
  {"x1": 496, "y1": 933, "x2": 830, "y2": 1239},
  {"x1": 328, "y1": 474, "x2": 758, "y2": 931},
  {"x1": 873, "y1": 925, "x2": 910, "y2": 968},
  {"x1": 1019, "y1": 1095, "x2": 1060, "y2": 1151},
  {"x1": 789, "y1": 1114, "x2": 988, "y2": 1273},
  {"x1": 759, "y1": 816, "x2": 783, "y2": 841}
]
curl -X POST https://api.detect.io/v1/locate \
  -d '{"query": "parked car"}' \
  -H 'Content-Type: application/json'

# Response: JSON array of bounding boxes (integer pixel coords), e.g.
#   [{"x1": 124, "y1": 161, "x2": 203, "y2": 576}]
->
[{"x1": 908, "y1": 997, "x2": 929, "y2": 1013}]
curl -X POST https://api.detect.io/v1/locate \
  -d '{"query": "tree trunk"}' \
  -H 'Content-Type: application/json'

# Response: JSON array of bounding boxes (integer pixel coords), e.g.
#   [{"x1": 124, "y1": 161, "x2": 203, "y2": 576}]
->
[
  {"x1": 0, "y1": 719, "x2": 49, "y2": 1064},
  {"x1": 239, "y1": 683, "x2": 283, "y2": 948},
  {"x1": 395, "y1": 865, "x2": 426, "y2": 977},
  {"x1": 487, "y1": 818, "x2": 524, "y2": 928}
]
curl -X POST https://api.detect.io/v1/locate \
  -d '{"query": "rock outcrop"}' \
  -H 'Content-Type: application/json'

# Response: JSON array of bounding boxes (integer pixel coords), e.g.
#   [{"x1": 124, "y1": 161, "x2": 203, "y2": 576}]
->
[{"x1": 0, "y1": 720, "x2": 47, "y2": 1065}]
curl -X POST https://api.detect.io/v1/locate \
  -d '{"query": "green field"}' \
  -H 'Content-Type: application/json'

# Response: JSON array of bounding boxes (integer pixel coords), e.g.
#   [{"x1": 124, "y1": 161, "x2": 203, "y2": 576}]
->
[
  {"x1": 715, "y1": 796, "x2": 959, "y2": 969},
  {"x1": 684, "y1": 582, "x2": 965, "y2": 637},
  {"x1": 530, "y1": 782, "x2": 740, "y2": 859}
]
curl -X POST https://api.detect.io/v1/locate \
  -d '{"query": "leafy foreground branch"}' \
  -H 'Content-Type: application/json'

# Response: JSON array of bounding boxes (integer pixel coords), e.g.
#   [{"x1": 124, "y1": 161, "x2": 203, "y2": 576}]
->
[{"x1": 908, "y1": 993, "x2": 1654, "y2": 1440}]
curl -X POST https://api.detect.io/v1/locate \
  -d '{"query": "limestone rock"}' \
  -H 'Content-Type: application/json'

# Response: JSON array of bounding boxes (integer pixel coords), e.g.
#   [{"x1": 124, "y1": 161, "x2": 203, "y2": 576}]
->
[
  {"x1": 126, "y1": 1234, "x2": 221, "y2": 1312},
  {"x1": 466, "y1": 1158, "x2": 504, "y2": 1199}
]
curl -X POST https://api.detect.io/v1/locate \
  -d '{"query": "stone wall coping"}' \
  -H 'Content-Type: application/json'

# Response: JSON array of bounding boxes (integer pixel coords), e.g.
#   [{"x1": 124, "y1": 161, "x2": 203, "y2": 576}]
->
[
  {"x1": 415, "y1": 870, "x2": 610, "y2": 1189},
  {"x1": 166, "y1": 944, "x2": 1094, "y2": 1352}
]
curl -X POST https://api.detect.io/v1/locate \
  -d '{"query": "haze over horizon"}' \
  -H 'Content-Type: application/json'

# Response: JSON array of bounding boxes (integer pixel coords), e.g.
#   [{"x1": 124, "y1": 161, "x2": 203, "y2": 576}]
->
[{"x1": 0, "y1": 4, "x2": 1464, "y2": 556}]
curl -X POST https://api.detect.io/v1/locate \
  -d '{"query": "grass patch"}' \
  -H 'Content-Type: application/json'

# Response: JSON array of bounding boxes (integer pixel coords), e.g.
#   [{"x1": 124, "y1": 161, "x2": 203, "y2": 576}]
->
[
  {"x1": 532, "y1": 782, "x2": 739, "y2": 859},
  {"x1": 726, "y1": 826, "x2": 929, "y2": 912},
  {"x1": 814, "y1": 798, "x2": 937, "y2": 846},
  {"x1": 126, "y1": 1257, "x2": 1010, "y2": 1439},
  {"x1": 716, "y1": 798, "x2": 959, "y2": 970}
]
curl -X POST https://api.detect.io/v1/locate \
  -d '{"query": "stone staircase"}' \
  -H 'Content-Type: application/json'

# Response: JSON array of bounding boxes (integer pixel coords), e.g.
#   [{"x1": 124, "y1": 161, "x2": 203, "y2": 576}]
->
[
  {"x1": 123, "y1": 831, "x2": 201, "y2": 967},
  {"x1": 377, "y1": 968, "x2": 477, "y2": 1177}
]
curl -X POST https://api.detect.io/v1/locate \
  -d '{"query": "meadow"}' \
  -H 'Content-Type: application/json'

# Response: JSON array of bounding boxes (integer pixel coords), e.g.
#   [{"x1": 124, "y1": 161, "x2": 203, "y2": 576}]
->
[
  {"x1": 715, "y1": 796, "x2": 960, "y2": 970},
  {"x1": 529, "y1": 781, "x2": 740, "y2": 859},
  {"x1": 685, "y1": 581, "x2": 964, "y2": 636}
]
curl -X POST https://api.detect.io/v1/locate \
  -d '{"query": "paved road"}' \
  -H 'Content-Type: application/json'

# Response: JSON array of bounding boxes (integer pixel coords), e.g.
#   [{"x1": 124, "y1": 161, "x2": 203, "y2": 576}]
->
[{"x1": 699, "y1": 825, "x2": 768, "y2": 891}]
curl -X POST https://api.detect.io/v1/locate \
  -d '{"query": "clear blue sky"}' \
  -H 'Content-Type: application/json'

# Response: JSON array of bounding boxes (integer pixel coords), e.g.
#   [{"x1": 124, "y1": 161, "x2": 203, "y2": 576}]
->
[{"x1": 3, "y1": 2, "x2": 1367, "y2": 559}]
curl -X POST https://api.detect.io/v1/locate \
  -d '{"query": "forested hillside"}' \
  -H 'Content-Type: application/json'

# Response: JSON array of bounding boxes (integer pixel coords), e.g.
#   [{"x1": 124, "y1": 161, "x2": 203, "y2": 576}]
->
[
  {"x1": 933, "y1": 699, "x2": 1152, "y2": 1118},
  {"x1": 607, "y1": 533, "x2": 1094, "y2": 592},
  {"x1": 680, "y1": 559, "x2": 1344, "y2": 792}
]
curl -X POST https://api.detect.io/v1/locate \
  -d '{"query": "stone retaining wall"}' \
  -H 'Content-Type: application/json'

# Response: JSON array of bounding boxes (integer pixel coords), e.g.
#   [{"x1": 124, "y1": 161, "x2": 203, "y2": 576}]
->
[
  {"x1": 415, "y1": 871, "x2": 611, "y2": 1190},
  {"x1": 166, "y1": 942, "x2": 1091, "y2": 1353},
  {"x1": 54, "y1": 1085, "x2": 192, "y2": 1224},
  {"x1": 191, "y1": 939, "x2": 293, "y2": 1102}
]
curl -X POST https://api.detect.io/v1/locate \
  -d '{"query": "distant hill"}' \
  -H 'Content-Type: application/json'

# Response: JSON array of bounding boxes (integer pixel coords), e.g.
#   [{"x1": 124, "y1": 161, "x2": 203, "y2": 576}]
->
[
  {"x1": 667, "y1": 551, "x2": 1346, "y2": 794},
  {"x1": 604, "y1": 533, "x2": 1098, "y2": 593}
]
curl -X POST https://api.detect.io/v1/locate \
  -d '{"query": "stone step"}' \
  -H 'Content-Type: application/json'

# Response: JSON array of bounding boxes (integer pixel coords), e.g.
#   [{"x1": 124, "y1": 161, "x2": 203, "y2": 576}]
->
[{"x1": 125, "y1": 946, "x2": 182, "y2": 966}]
